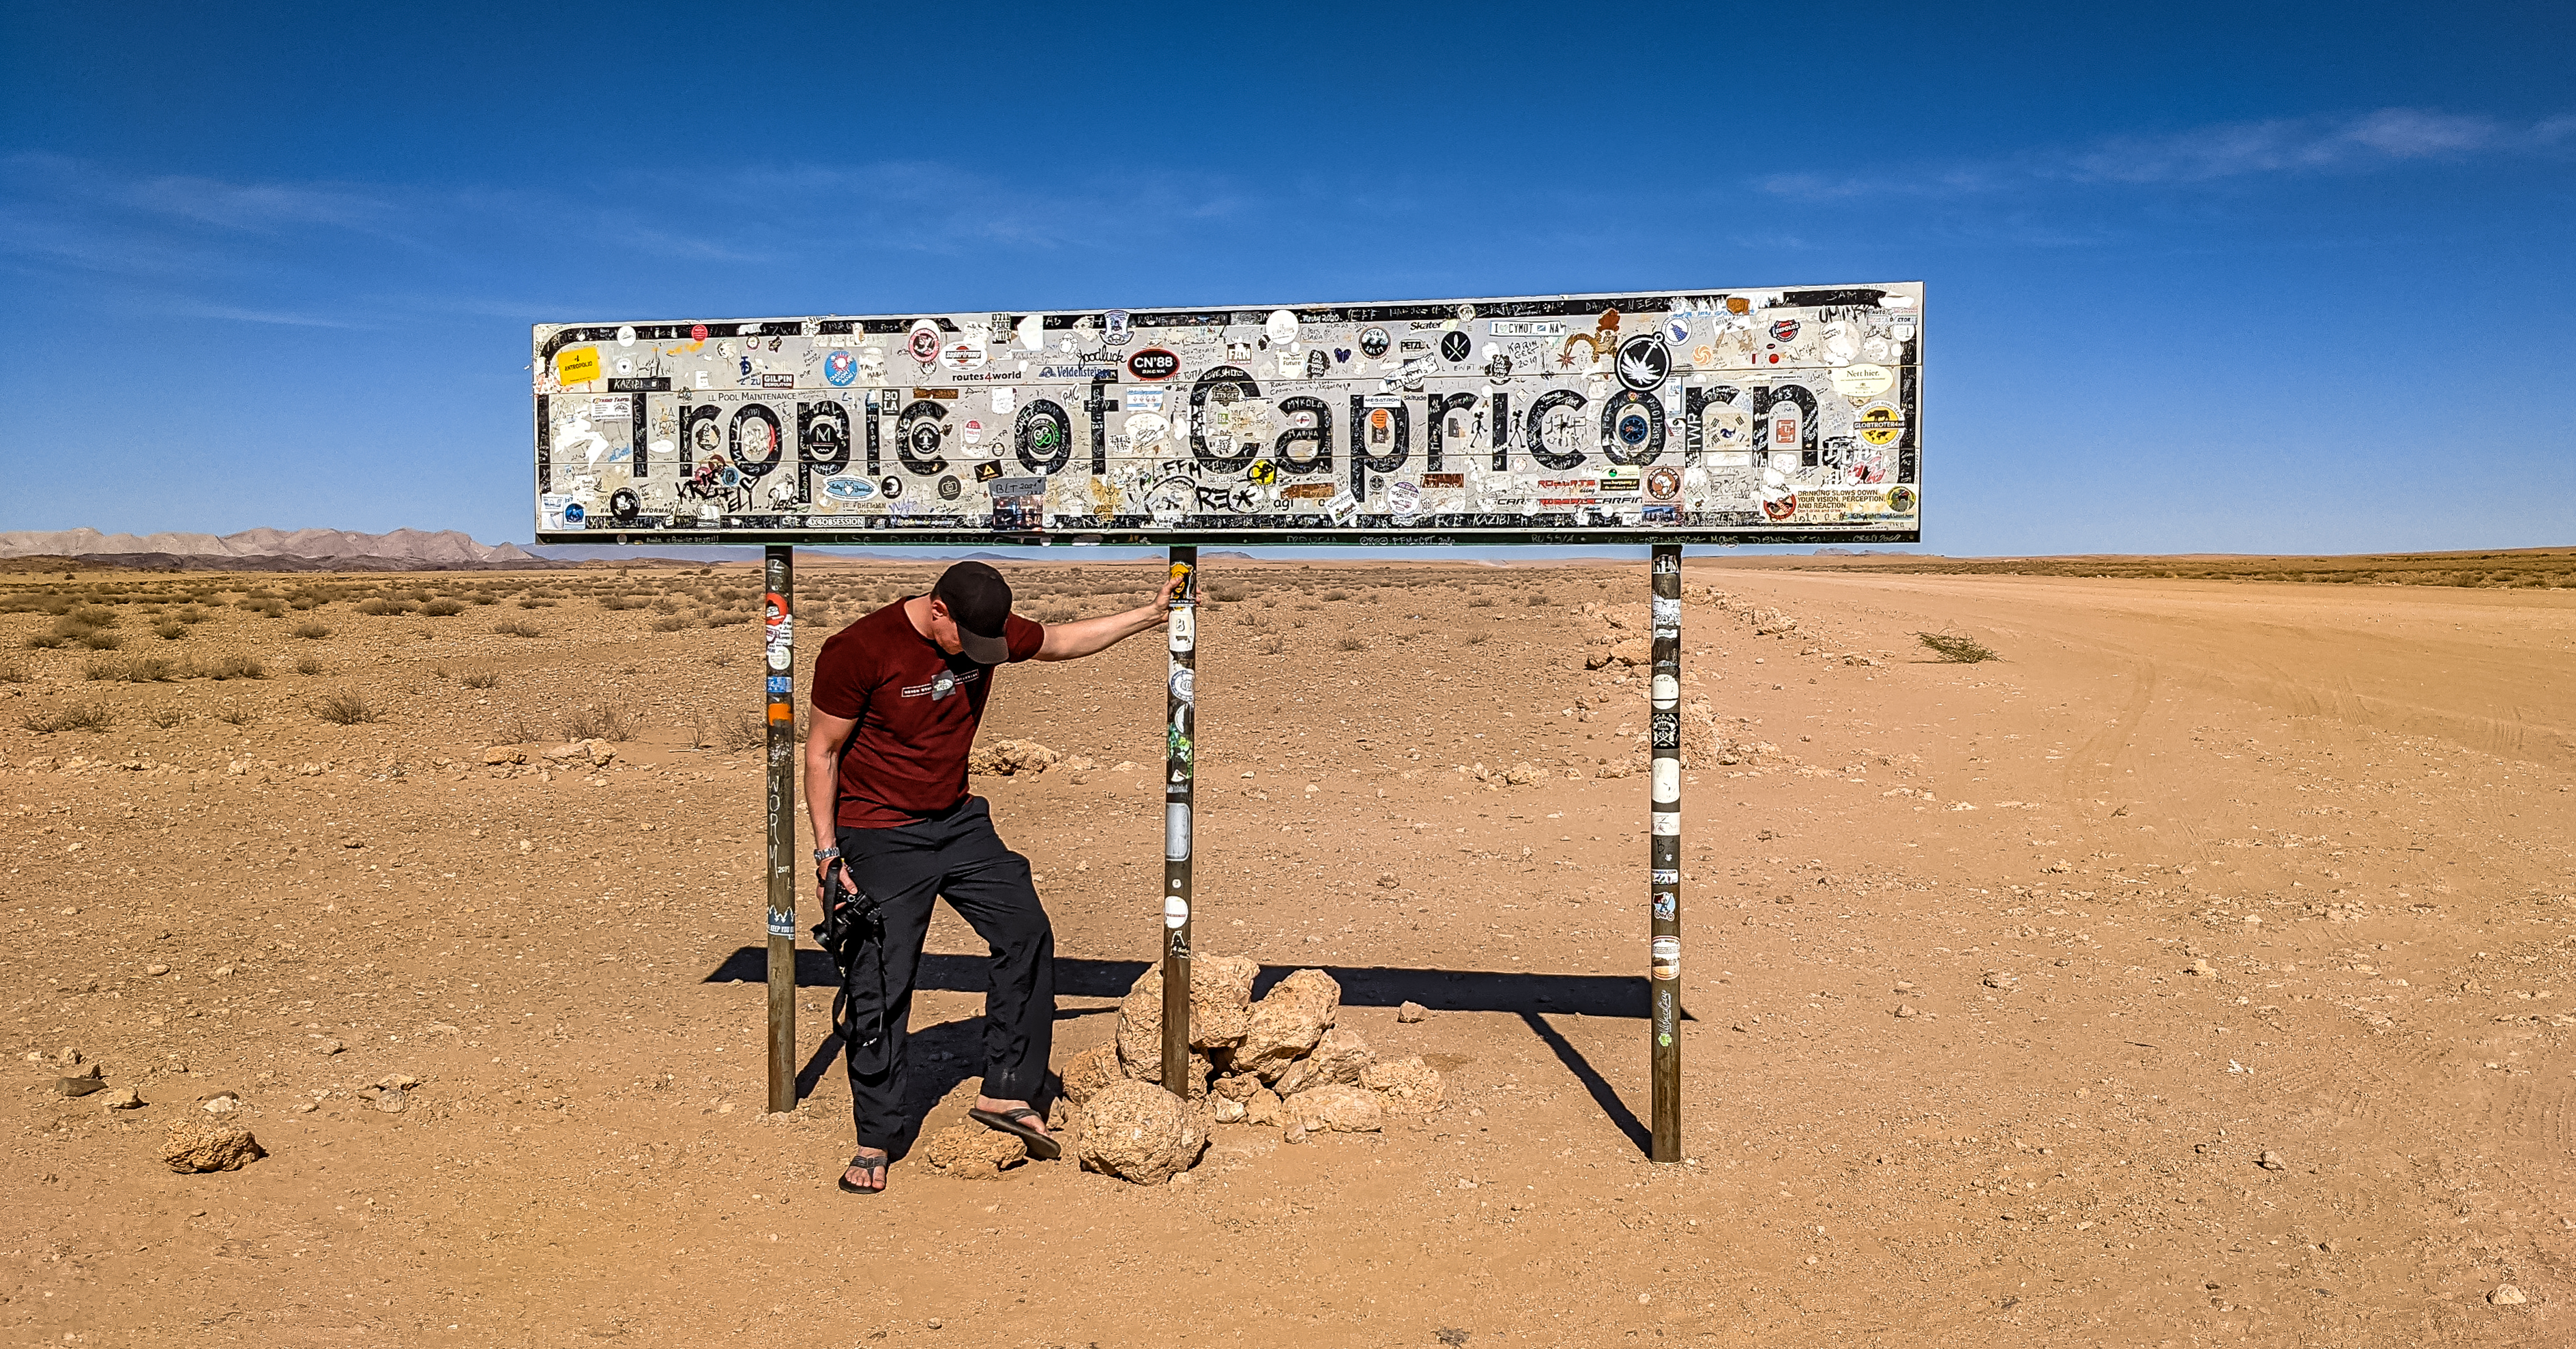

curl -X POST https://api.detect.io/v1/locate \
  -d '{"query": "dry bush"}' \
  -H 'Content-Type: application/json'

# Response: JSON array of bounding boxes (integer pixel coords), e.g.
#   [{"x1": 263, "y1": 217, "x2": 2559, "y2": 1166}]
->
[
  {"x1": 293, "y1": 654, "x2": 324, "y2": 676},
  {"x1": 148, "y1": 708, "x2": 186, "y2": 729},
  {"x1": 0, "y1": 657, "x2": 27, "y2": 684},
  {"x1": 493, "y1": 620, "x2": 542, "y2": 638},
  {"x1": 1464, "y1": 630, "x2": 1490, "y2": 646},
  {"x1": 649, "y1": 615, "x2": 694, "y2": 633},
  {"x1": 203, "y1": 653, "x2": 267, "y2": 680},
  {"x1": 460, "y1": 671, "x2": 499, "y2": 689},
  {"x1": 177, "y1": 606, "x2": 208, "y2": 624},
  {"x1": 469, "y1": 593, "x2": 498, "y2": 605},
  {"x1": 82, "y1": 656, "x2": 124, "y2": 681},
  {"x1": 1320, "y1": 589, "x2": 1351, "y2": 602},
  {"x1": 564, "y1": 704, "x2": 636, "y2": 742},
  {"x1": 311, "y1": 688, "x2": 381, "y2": 725},
  {"x1": 1464, "y1": 596, "x2": 1494, "y2": 608},
  {"x1": 21, "y1": 702, "x2": 115, "y2": 734},
  {"x1": 78, "y1": 630, "x2": 122, "y2": 651},
  {"x1": 707, "y1": 611, "x2": 753, "y2": 627},
  {"x1": 291, "y1": 621, "x2": 331, "y2": 639},
  {"x1": 353, "y1": 598, "x2": 399, "y2": 616},
  {"x1": 1523, "y1": 592, "x2": 1554, "y2": 606},
  {"x1": 421, "y1": 599, "x2": 467, "y2": 618},
  {"x1": 65, "y1": 605, "x2": 116, "y2": 629},
  {"x1": 713, "y1": 709, "x2": 767, "y2": 753},
  {"x1": 214, "y1": 703, "x2": 257, "y2": 726},
  {"x1": 1336, "y1": 635, "x2": 1368, "y2": 652},
  {"x1": 1208, "y1": 585, "x2": 1249, "y2": 603},
  {"x1": 1916, "y1": 632, "x2": 1998, "y2": 663}
]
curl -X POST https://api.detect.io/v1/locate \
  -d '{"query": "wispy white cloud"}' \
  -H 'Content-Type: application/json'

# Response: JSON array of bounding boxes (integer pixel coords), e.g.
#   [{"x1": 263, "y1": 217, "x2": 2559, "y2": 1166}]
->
[
  {"x1": 1761, "y1": 107, "x2": 2572, "y2": 200},
  {"x1": 165, "y1": 302, "x2": 366, "y2": 329}
]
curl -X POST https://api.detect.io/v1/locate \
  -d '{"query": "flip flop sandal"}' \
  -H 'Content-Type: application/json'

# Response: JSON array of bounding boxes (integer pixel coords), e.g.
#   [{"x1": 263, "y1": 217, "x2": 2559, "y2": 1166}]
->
[
  {"x1": 968, "y1": 1106, "x2": 1062, "y2": 1161},
  {"x1": 836, "y1": 1152, "x2": 888, "y2": 1195}
]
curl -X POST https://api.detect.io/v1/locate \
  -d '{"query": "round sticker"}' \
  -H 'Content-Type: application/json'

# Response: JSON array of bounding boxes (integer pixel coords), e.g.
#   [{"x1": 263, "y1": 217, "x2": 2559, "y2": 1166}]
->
[
  {"x1": 937, "y1": 476, "x2": 962, "y2": 500},
  {"x1": 1858, "y1": 403, "x2": 1906, "y2": 447},
  {"x1": 1645, "y1": 467, "x2": 1680, "y2": 502},
  {"x1": 880, "y1": 475, "x2": 903, "y2": 499},
  {"x1": 907, "y1": 420, "x2": 941, "y2": 456},
  {"x1": 962, "y1": 418, "x2": 984, "y2": 446},
  {"x1": 1616, "y1": 334, "x2": 1670, "y2": 392},
  {"x1": 907, "y1": 321, "x2": 941, "y2": 364},
  {"x1": 1888, "y1": 486, "x2": 1918, "y2": 513},
  {"x1": 823, "y1": 350, "x2": 858, "y2": 386},
  {"x1": 1265, "y1": 309, "x2": 1299, "y2": 345},
  {"x1": 1768, "y1": 318, "x2": 1802, "y2": 343},
  {"x1": 1128, "y1": 348, "x2": 1180, "y2": 381},
  {"x1": 1388, "y1": 480, "x2": 1422, "y2": 515},
  {"x1": 690, "y1": 323, "x2": 709, "y2": 340},
  {"x1": 561, "y1": 502, "x2": 585, "y2": 525},
  {"x1": 1358, "y1": 327, "x2": 1390, "y2": 358},
  {"x1": 609, "y1": 488, "x2": 641, "y2": 519},
  {"x1": 1247, "y1": 458, "x2": 1278, "y2": 486},
  {"x1": 1439, "y1": 330, "x2": 1471, "y2": 362},
  {"x1": 615, "y1": 325, "x2": 636, "y2": 347},
  {"x1": 1615, "y1": 407, "x2": 1654, "y2": 447}
]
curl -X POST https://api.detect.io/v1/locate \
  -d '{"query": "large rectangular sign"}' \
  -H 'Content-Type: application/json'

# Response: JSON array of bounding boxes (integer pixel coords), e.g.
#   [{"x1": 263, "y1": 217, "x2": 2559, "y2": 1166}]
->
[{"x1": 530, "y1": 283, "x2": 1922, "y2": 545}]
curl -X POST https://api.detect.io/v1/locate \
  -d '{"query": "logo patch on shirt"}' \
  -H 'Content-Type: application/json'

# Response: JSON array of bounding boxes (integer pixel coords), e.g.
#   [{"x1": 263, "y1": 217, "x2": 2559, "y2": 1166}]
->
[{"x1": 901, "y1": 667, "x2": 982, "y2": 701}]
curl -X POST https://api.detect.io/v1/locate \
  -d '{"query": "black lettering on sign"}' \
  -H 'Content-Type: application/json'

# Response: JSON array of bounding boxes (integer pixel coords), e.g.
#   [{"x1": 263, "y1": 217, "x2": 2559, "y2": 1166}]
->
[
  {"x1": 678, "y1": 403, "x2": 722, "y2": 476},
  {"x1": 862, "y1": 391, "x2": 884, "y2": 476},
  {"x1": 1189, "y1": 365, "x2": 1263, "y2": 472},
  {"x1": 535, "y1": 394, "x2": 551, "y2": 495},
  {"x1": 1523, "y1": 388, "x2": 1588, "y2": 470},
  {"x1": 1598, "y1": 389, "x2": 1666, "y2": 467},
  {"x1": 1015, "y1": 398, "x2": 1072, "y2": 475},
  {"x1": 1084, "y1": 376, "x2": 1115, "y2": 475},
  {"x1": 797, "y1": 401, "x2": 851, "y2": 504},
  {"x1": 1423, "y1": 391, "x2": 1474, "y2": 473},
  {"x1": 1753, "y1": 384, "x2": 1819, "y2": 467},
  {"x1": 1681, "y1": 383, "x2": 1744, "y2": 467},
  {"x1": 1489, "y1": 391, "x2": 1510, "y2": 471},
  {"x1": 729, "y1": 403, "x2": 783, "y2": 479},
  {"x1": 630, "y1": 393, "x2": 650, "y2": 478},
  {"x1": 896, "y1": 399, "x2": 948, "y2": 476},
  {"x1": 1349, "y1": 396, "x2": 1408, "y2": 500},
  {"x1": 1274, "y1": 394, "x2": 1334, "y2": 475}
]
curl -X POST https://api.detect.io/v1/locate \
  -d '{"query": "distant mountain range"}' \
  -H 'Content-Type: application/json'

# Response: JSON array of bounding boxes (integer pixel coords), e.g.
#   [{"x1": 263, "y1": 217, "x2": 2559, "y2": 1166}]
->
[{"x1": 0, "y1": 527, "x2": 557, "y2": 572}]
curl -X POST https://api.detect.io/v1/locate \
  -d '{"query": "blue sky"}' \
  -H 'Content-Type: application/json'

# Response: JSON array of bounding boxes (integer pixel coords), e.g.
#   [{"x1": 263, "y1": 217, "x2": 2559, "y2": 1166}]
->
[{"x1": 3, "y1": 1, "x2": 2571, "y2": 557}]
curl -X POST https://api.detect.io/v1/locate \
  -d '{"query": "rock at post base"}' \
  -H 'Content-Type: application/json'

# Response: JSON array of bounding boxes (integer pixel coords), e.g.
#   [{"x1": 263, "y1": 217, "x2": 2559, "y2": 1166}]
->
[
  {"x1": 1057, "y1": 1043, "x2": 1122, "y2": 1109},
  {"x1": 1274, "y1": 1028, "x2": 1374, "y2": 1097},
  {"x1": 1229, "y1": 968, "x2": 1342, "y2": 1082},
  {"x1": 1242, "y1": 1087, "x2": 1283, "y2": 1126},
  {"x1": 1077, "y1": 1079, "x2": 1211, "y2": 1185},
  {"x1": 1362, "y1": 1056, "x2": 1448, "y2": 1115},
  {"x1": 160, "y1": 1119, "x2": 265, "y2": 1173},
  {"x1": 922, "y1": 1122, "x2": 1028, "y2": 1180},
  {"x1": 1114, "y1": 956, "x2": 1259, "y2": 1062},
  {"x1": 1285, "y1": 1082, "x2": 1385, "y2": 1134},
  {"x1": 1113, "y1": 1035, "x2": 1211, "y2": 1098}
]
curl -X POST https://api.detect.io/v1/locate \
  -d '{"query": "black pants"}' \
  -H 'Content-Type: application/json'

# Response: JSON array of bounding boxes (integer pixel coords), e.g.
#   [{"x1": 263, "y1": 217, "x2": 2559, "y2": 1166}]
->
[{"x1": 834, "y1": 796, "x2": 1054, "y2": 1152}]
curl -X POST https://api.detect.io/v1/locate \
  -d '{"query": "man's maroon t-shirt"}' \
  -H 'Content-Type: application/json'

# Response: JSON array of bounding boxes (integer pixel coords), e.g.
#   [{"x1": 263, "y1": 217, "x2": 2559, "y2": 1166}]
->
[{"x1": 810, "y1": 598, "x2": 1045, "y2": 828}]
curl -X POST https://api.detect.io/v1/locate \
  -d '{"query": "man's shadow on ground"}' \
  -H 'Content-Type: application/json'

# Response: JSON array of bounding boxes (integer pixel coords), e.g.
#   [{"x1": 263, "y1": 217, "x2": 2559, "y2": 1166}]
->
[{"x1": 705, "y1": 950, "x2": 1686, "y2": 1156}]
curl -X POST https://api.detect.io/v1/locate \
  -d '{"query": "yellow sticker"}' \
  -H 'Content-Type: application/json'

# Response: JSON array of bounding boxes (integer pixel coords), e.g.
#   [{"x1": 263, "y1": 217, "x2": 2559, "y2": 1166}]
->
[
  {"x1": 1858, "y1": 404, "x2": 1906, "y2": 447},
  {"x1": 555, "y1": 346, "x2": 602, "y2": 385}
]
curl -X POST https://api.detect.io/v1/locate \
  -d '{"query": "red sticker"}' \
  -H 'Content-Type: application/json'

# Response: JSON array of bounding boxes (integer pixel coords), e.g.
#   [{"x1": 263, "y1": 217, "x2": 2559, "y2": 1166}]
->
[{"x1": 690, "y1": 323, "x2": 708, "y2": 340}]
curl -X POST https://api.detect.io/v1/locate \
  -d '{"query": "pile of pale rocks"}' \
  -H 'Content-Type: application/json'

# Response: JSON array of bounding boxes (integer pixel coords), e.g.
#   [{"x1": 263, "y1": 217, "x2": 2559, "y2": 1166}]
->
[{"x1": 1049, "y1": 959, "x2": 1446, "y2": 1185}]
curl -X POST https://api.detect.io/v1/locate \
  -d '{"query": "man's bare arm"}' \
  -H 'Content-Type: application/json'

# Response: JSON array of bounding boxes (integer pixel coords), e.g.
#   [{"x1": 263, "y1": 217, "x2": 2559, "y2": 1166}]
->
[
  {"x1": 1033, "y1": 569, "x2": 1186, "y2": 662},
  {"x1": 804, "y1": 707, "x2": 858, "y2": 890}
]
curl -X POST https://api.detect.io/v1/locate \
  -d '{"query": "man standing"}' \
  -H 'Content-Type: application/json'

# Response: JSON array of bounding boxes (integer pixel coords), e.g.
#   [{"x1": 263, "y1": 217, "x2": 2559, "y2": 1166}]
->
[{"x1": 804, "y1": 560, "x2": 1180, "y2": 1194}]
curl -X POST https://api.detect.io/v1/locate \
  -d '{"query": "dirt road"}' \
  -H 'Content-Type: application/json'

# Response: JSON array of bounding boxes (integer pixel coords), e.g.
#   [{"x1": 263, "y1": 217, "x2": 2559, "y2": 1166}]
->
[{"x1": 4, "y1": 561, "x2": 2571, "y2": 1346}]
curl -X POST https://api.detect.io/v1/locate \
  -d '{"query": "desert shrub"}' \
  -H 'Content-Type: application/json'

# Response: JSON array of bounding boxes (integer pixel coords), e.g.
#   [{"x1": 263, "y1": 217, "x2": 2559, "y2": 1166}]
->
[
  {"x1": 82, "y1": 656, "x2": 124, "y2": 681},
  {"x1": 65, "y1": 605, "x2": 116, "y2": 629},
  {"x1": 1916, "y1": 631, "x2": 1998, "y2": 663},
  {"x1": 25, "y1": 631, "x2": 72, "y2": 650},
  {"x1": 203, "y1": 653, "x2": 267, "y2": 680},
  {"x1": 460, "y1": 671, "x2": 499, "y2": 689},
  {"x1": 421, "y1": 599, "x2": 466, "y2": 617},
  {"x1": 1464, "y1": 630, "x2": 1489, "y2": 645},
  {"x1": 1523, "y1": 592, "x2": 1553, "y2": 605},
  {"x1": 177, "y1": 606, "x2": 209, "y2": 624},
  {"x1": 22, "y1": 702, "x2": 115, "y2": 734},
  {"x1": 291, "y1": 621, "x2": 332, "y2": 639},
  {"x1": 493, "y1": 620, "x2": 542, "y2": 638},
  {"x1": 1464, "y1": 596, "x2": 1494, "y2": 608},
  {"x1": 148, "y1": 708, "x2": 186, "y2": 729},
  {"x1": 495, "y1": 710, "x2": 542, "y2": 744},
  {"x1": 1208, "y1": 585, "x2": 1248, "y2": 603},
  {"x1": 154, "y1": 620, "x2": 186, "y2": 640},
  {"x1": 714, "y1": 709, "x2": 767, "y2": 753},
  {"x1": 1320, "y1": 589, "x2": 1350, "y2": 602},
  {"x1": 564, "y1": 704, "x2": 636, "y2": 742},
  {"x1": 214, "y1": 704, "x2": 258, "y2": 726},
  {"x1": 706, "y1": 611, "x2": 753, "y2": 627},
  {"x1": 80, "y1": 630, "x2": 123, "y2": 650},
  {"x1": 353, "y1": 598, "x2": 394, "y2": 616},
  {"x1": 294, "y1": 655, "x2": 324, "y2": 676},
  {"x1": 310, "y1": 688, "x2": 381, "y2": 725},
  {"x1": 649, "y1": 614, "x2": 694, "y2": 633},
  {"x1": 1336, "y1": 635, "x2": 1368, "y2": 651},
  {"x1": 0, "y1": 657, "x2": 27, "y2": 684}
]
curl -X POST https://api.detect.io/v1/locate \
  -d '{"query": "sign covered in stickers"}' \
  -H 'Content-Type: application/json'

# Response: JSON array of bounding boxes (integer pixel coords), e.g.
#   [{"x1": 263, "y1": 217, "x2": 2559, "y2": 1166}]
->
[{"x1": 531, "y1": 282, "x2": 1923, "y2": 545}]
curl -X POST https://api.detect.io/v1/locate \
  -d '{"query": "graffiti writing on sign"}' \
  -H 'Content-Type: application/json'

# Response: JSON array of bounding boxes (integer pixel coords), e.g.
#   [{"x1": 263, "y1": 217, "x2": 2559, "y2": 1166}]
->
[{"x1": 533, "y1": 284, "x2": 1922, "y2": 544}]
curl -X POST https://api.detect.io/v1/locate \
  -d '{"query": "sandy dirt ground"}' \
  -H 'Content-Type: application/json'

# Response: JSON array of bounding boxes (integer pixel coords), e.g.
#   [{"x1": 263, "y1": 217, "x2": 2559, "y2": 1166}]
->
[{"x1": 3, "y1": 559, "x2": 2573, "y2": 1348}]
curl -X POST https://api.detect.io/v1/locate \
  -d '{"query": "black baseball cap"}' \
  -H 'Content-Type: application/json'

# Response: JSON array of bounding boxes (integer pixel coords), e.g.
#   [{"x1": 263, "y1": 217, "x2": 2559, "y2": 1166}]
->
[{"x1": 931, "y1": 561, "x2": 1015, "y2": 663}]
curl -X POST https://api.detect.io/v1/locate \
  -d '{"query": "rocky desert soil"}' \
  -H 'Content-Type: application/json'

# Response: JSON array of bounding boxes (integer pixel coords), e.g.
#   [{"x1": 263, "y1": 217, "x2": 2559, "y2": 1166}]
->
[{"x1": 3, "y1": 557, "x2": 2573, "y2": 1347}]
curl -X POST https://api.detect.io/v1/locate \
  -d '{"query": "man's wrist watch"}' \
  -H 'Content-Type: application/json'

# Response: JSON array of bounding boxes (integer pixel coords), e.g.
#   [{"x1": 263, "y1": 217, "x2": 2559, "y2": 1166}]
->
[{"x1": 812, "y1": 847, "x2": 840, "y2": 865}]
